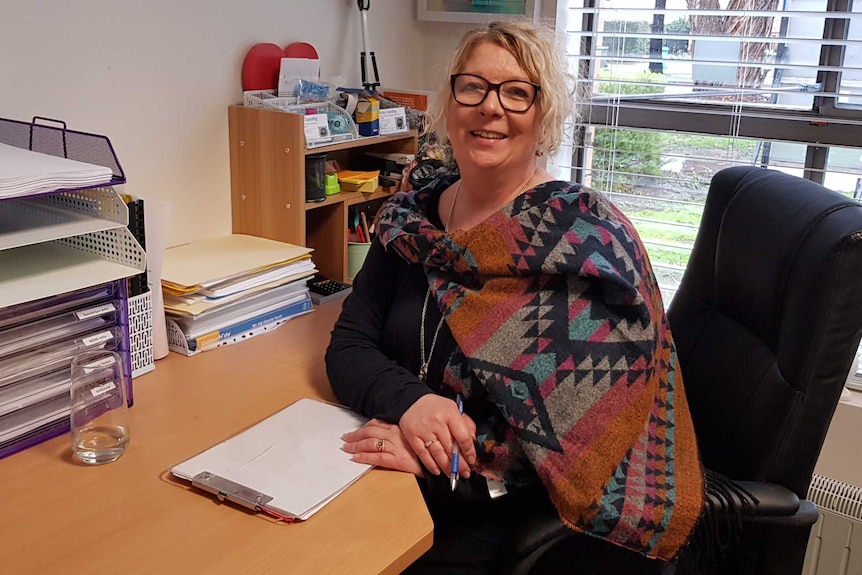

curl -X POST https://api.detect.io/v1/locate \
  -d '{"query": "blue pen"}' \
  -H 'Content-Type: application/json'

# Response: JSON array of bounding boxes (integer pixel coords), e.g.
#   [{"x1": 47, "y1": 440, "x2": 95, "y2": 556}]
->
[{"x1": 450, "y1": 394, "x2": 464, "y2": 491}]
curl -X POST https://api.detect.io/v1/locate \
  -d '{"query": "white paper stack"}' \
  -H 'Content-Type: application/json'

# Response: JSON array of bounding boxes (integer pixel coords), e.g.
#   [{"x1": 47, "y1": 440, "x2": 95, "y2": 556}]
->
[{"x1": 0, "y1": 143, "x2": 113, "y2": 199}]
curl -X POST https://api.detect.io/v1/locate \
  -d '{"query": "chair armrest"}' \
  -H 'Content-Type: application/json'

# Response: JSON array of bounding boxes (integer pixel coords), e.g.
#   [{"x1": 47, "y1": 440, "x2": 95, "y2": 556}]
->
[
  {"x1": 723, "y1": 480, "x2": 800, "y2": 516},
  {"x1": 750, "y1": 498, "x2": 819, "y2": 527},
  {"x1": 710, "y1": 479, "x2": 819, "y2": 526}
]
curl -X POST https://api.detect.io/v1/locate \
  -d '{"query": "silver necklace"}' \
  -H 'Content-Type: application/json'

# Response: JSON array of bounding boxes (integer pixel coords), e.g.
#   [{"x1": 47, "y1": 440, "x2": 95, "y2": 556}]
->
[
  {"x1": 418, "y1": 182, "x2": 461, "y2": 382},
  {"x1": 419, "y1": 286, "x2": 445, "y2": 382},
  {"x1": 418, "y1": 172, "x2": 535, "y2": 382}
]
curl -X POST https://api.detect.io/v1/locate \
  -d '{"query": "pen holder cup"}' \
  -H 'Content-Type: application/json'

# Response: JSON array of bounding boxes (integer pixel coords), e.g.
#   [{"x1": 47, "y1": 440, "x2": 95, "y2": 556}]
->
[
  {"x1": 305, "y1": 152, "x2": 327, "y2": 203},
  {"x1": 347, "y1": 242, "x2": 372, "y2": 281}
]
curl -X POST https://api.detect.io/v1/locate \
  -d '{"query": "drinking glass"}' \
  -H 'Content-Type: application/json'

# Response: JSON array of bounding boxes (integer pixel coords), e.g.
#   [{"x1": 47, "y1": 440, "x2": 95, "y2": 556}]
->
[{"x1": 70, "y1": 350, "x2": 130, "y2": 465}]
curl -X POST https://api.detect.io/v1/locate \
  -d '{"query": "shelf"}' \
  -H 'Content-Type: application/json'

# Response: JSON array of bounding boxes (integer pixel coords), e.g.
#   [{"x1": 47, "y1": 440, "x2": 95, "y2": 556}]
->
[
  {"x1": 0, "y1": 198, "x2": 126, "y2": 251},
  {"x1": 304, "y1": 131, "x2": 417, "y2": 155},
  {"x1": 304, "y1": 187, "x2": 397, "y2": 211},
  {"x1": 0, "y1": 237, "x2": 145, "y2": 309},
  {"x1": 229, "y1": 105, "x2": 418, "y2": 282},
  {"x1": 0, "y1": 186, "x2": 144, "y2": 307}
]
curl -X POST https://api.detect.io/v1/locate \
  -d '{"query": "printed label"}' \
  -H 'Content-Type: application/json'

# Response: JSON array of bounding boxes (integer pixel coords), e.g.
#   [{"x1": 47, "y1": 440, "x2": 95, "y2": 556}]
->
[
  {"x1": 81, "y1": 330, "x2": 113, "y2": 347},
  {"x1": 75, "y1": 303, "x2": 115, "y2": 320},
  {"x1": 89, "y1": 381, "x2": 117, "y2": 398},
  {"x1": 304, "y1": 113, "x2": 330, "y2": 145},
  {"x1": 83, "y1": 356, "x2": 115, "y2": 370},
  {"x1": 379, "y1": 107, "x2": 408, "y2": 135},
  {"x1": 198, "y1": 332, "x2": 220, "y2": 347}
]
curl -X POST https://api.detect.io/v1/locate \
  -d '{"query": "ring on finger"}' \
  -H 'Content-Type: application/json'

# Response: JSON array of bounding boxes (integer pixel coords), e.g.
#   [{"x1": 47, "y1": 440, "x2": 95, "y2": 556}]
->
[
  {"x1": 424, "y1": 438, "x2": 439, "y2": 448},
  {"x1": 376, "y1": 439, "x2": 385, "y2": 452}
]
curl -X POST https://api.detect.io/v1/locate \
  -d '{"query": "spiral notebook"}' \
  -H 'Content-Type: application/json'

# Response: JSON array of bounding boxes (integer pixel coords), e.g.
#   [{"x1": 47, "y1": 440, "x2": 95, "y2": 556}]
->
[{"x1": 171, "y1": 398, "x2": 370, "y2": 521}]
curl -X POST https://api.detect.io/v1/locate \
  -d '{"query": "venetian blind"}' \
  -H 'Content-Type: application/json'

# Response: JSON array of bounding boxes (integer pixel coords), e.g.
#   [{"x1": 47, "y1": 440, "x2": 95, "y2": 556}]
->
[{"x1": 552, "y1": 0, "x2": 862, "y2": 301}]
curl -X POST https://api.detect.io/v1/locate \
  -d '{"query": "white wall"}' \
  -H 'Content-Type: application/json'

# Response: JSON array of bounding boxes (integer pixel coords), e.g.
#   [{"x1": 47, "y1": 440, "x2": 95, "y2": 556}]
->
[
  {"x1": 417, "y1": 1, "x2": 561, "y2": 94},
  {"x1": 815, "y1": 392, "x2": 862, "y2": 487},
  {"x1": 1, "y1": 0, "x2": 424, "y2": 246},
  {"x1": 1, "y1": 1, "x2": 562, "y2": 245}
]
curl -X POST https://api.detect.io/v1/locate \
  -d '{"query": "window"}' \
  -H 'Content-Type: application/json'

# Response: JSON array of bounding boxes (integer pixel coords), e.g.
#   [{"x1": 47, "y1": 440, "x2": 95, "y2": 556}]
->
[{"x1": 553, "y1": 0, "x2": 862, "y2": 304}]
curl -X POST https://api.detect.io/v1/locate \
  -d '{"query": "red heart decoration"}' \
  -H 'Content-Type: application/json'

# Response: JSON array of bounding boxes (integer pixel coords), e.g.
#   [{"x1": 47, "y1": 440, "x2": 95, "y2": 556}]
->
[
  {"x1": 284, "y1": 42, "x2": 319, "y2": 60},
  {"x1": 242, "y1": 42, "x2": 320, "y2": 92}
]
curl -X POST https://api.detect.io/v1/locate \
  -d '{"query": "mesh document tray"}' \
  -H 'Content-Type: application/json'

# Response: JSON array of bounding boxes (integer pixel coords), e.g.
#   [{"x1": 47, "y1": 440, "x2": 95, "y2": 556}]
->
[
  {"x1": 0, "y1": 118, "x2": 144, "y2": 310},
  {"x1": 0, "y1": 116, "x2": 125, "y2": 187}
]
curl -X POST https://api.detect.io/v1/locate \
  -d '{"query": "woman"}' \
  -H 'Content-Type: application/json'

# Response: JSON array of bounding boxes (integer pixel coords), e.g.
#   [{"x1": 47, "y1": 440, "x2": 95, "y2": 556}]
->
[{"x1": 328, "y1": 20, "x2": 703, "y2": 574}]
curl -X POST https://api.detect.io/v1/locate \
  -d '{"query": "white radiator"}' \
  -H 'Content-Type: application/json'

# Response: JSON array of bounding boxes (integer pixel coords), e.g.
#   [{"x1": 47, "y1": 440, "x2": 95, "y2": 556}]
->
[{"x1": 803, "y1": 474, "x2": 862, "y2": 575}]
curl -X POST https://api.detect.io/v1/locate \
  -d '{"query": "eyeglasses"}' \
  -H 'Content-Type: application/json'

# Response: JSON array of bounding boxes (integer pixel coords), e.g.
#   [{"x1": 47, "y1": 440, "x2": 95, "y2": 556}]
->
[{"x1": 450, "y1": 74, "x2": 541, "y2": 113}]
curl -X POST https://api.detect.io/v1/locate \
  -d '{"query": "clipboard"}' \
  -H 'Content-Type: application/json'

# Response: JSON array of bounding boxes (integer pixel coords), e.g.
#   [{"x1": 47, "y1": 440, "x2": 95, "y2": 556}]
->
[{"x1": 171, "y1": 398, "x2": 371, "y2": 521}]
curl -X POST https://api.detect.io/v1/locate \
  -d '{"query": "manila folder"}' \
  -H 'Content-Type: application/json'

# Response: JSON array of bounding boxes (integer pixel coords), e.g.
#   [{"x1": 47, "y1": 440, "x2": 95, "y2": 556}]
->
[{"x1": 171, "y1": 398, "x2": 370, "y2": 520}]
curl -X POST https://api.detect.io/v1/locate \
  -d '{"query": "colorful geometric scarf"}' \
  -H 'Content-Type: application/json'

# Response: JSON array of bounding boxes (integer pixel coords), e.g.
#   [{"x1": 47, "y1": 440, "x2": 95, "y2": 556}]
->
[{"x1": 376, "y1": 178, "x2": 704, "y2": 561}]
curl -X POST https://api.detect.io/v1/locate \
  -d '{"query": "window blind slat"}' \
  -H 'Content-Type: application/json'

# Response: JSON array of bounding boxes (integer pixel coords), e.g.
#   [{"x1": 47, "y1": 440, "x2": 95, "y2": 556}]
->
[
  {"x1": 570, "y1": 55, "x2": 861, "y2": 75},
  {"x1": 566, "y1": 8, "x2": 855, "y2": 20},
  {"x1": 567, "y1": 31, "x2": 859, "y2": 48}
]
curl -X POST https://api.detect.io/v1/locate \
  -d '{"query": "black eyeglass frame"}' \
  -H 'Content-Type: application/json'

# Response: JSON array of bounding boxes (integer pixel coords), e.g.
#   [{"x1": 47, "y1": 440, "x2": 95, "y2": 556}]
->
[{"x1": 449, "y1": 73, "x2": 541, "y2": 113}]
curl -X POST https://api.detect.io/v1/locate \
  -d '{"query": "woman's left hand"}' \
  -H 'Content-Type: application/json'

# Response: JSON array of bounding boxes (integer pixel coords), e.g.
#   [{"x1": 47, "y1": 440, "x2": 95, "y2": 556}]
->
[{"x1": 341, "y1": 419, "x2": 424, "y2": 477}]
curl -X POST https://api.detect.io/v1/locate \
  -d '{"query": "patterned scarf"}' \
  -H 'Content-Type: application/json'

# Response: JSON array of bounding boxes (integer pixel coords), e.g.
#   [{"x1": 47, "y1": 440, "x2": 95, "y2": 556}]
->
[{"x1": 377, "y1": 178, "x2": 704, "y2": 561}]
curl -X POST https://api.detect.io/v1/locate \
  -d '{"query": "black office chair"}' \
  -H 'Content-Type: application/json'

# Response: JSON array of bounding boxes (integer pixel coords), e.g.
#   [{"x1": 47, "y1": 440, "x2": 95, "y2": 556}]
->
[{"x1": 504, "y1": 166, "x2": 862, "y2": 575}]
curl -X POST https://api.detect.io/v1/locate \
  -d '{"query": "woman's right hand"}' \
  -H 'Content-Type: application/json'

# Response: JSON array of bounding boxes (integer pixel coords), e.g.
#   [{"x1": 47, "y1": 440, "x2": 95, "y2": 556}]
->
[{"x1": 399, "y1": 394, "x2": 477, "y2": 477}]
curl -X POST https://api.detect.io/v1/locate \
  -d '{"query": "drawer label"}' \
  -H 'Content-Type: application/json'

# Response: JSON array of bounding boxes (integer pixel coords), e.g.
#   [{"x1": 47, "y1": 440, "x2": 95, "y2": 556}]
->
[
  {"x1": 82, "y1": 330, "x2": 114, "y2": 347},
  {"x1": 75, "y1": 303, "x2": 116, "y2": 320},
  {"x1": 90, "y1": 381, "x2": 117, "y2": 398}
]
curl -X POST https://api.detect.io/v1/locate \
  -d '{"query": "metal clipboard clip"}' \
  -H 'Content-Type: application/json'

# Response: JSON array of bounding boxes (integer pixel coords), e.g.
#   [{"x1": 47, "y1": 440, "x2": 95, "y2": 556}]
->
[{"x1": 192, "y1": 471, "x2": 274, "y2": 512}]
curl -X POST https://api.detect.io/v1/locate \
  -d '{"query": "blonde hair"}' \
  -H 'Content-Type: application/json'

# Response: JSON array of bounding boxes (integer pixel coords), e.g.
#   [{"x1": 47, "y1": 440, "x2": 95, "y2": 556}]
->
[{"x1": 427, "y1": 19, "x2": 575, "y2": 157}]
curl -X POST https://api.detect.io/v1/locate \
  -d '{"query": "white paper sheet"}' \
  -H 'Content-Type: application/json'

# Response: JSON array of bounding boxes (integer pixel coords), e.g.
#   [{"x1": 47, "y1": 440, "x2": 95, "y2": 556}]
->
[
  {"x1": 171, "y1": 398, "x2": 371, "y2": 520},
  {"x1": 0, "y1": 143, "x2": 113, "y2": 199}
]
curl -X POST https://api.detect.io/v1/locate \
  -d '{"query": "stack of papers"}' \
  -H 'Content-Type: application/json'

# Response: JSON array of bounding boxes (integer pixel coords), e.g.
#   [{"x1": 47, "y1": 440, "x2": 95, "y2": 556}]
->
[
  {"x1": 162, "y1": 235, "x2": 317, "y2": 355},
  {"x1": 0, "y1": 143, "x2": 113, "y2": 199}
]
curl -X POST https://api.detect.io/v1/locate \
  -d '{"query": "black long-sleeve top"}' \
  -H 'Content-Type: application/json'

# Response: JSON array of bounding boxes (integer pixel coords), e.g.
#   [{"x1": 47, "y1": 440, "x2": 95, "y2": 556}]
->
[{"x1": 326, "y1": 191, "x2": 458, "y2": 422}]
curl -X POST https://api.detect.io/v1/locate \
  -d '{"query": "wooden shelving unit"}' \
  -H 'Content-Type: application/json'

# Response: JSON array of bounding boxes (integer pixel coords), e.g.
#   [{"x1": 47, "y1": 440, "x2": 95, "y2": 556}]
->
[{"x1": 228, "y1": 105, "x2": 418, "y2": 282}]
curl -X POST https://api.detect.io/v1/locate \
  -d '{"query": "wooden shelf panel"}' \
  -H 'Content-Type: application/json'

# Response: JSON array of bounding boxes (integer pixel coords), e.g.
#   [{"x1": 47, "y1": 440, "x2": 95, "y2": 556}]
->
[
  {"x1": 304, "y1": 187, "x2": 396, "y2": 211},
  {"x1": 305, "y1": 131, "x2": 417, "y2": 155},
  {"x1": 346, "y1": 188, "x2": 397, "y2": 206}
]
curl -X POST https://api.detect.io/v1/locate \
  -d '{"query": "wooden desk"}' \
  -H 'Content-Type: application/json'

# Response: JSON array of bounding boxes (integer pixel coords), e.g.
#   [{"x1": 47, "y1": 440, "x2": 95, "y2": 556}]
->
[{"x1": 0, "y1": 303, "x2": 433, "y2": 574}]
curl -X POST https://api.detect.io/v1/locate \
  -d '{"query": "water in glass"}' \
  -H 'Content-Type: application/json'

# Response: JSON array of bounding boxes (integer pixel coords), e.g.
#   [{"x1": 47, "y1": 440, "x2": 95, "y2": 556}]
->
[
  {"x1": 70, "y1": 350, "x2": 130, "y2": 465},
  {"x1": 72, "y1": 424, "x2": 129, "y2": 464}
]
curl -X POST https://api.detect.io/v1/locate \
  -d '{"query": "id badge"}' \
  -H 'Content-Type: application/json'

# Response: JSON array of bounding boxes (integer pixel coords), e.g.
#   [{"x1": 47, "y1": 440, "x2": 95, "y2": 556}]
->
[{"x1": 486, "y1": 477, "x2": 508, "y2": 499}]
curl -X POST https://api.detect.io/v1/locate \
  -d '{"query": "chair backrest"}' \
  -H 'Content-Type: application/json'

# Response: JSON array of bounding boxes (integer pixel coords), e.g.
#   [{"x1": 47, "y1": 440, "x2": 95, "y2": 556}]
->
[{"x1": 667, "y1": 166, "x2": 862, "y2": 498}]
